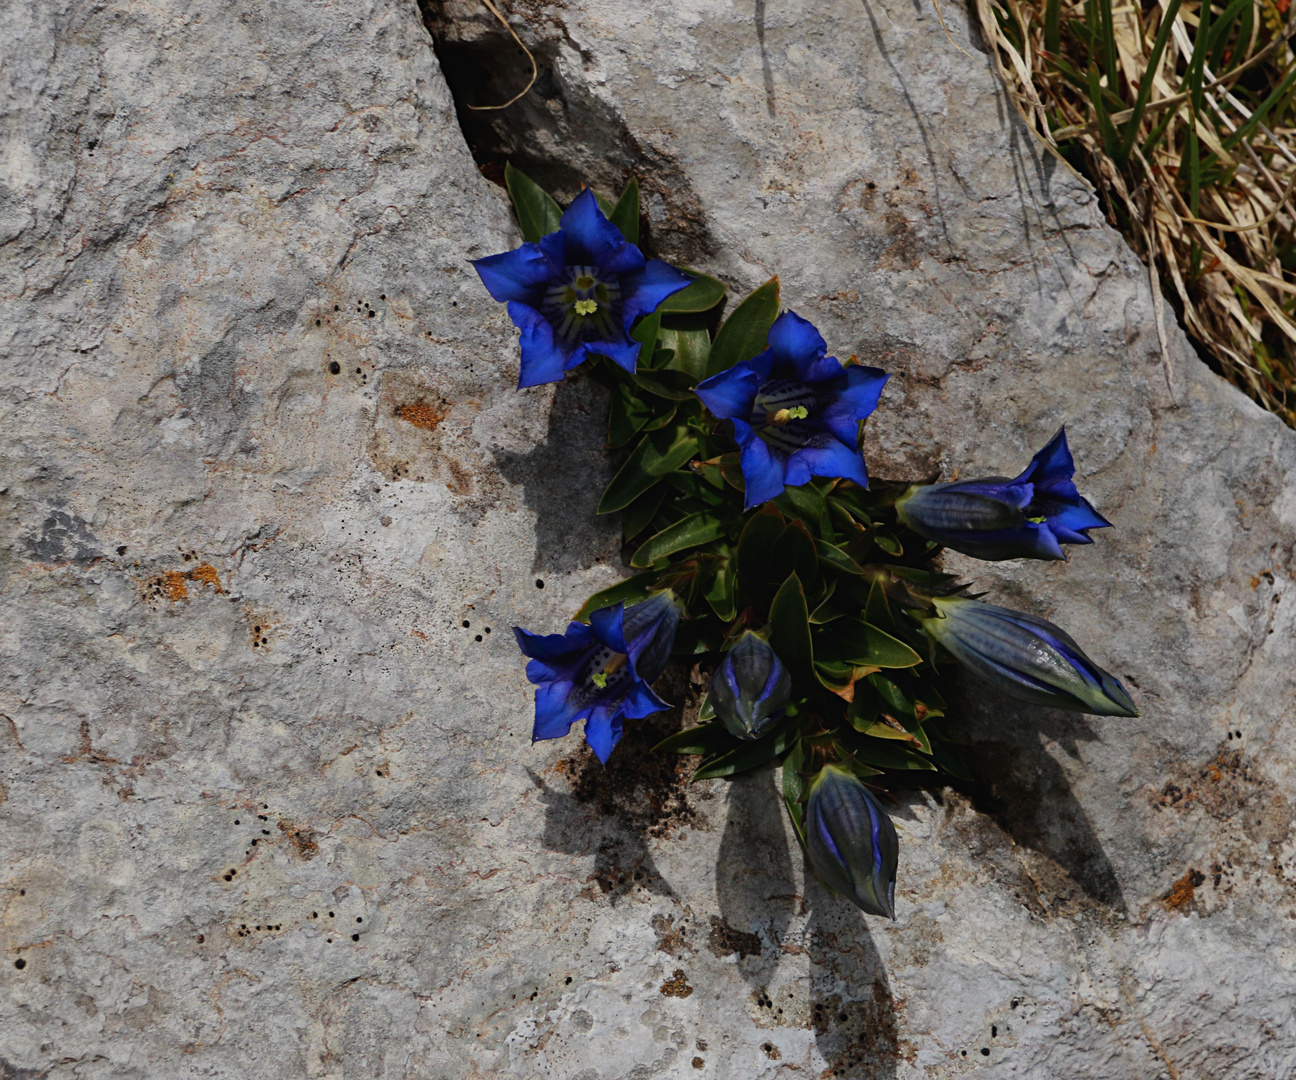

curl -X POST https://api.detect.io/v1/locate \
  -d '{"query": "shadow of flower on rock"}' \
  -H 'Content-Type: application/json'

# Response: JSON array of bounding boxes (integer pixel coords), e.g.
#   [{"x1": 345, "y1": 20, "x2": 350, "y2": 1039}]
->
[
  {"x1": 713, "y1": 765, "x2": 798, "y2": 985},
  {"x1": 526, "y1": 705, "x2": 700, "y2": 904},
  {"x1": 947, "y1": 678, "x2": 1128, "y2": 913},
  {"x1": 492, "y1": 376, "x2": 620, "y2": 578},
  {"x1": 804, "y1": 871, "x2": 901, "y2": 1080}
]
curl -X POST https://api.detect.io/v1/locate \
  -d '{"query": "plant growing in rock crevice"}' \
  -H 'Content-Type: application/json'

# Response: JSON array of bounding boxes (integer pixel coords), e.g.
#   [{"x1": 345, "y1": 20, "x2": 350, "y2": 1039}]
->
[{"x1": 475, "y1": 168, "x2": 1136, "y2": 917}]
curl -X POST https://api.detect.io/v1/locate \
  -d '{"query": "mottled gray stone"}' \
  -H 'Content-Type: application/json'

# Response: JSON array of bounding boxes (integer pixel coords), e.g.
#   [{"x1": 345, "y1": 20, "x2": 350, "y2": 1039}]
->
[{"x1": 2, "y1": 0, "x2": 1294, "y2": 1078}]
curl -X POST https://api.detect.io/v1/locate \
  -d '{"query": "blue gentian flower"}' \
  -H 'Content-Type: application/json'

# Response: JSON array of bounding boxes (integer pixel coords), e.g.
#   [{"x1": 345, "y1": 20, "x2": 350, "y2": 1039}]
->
[
  {"x1": 806, "y1": 765, "x2": 899, "y2": 919},
  {"x1": 472, "y1": 189, "x2": 692, "y2": 388},
  {"x1": 514, "y1": 591, "x2": 682, "y2": 762},
  {"x1": 895, "y1": 428, "x2": 1112, "y2": 561},
  {"x1": 920, "y1": 595, "x2": 1138, "y2": 716},
  {"x1": 694, "y1": 311, "x2": 889, "y2": 510},
  {"x1": 710, "y1": 631, "x2": 792, "y2": 740}
]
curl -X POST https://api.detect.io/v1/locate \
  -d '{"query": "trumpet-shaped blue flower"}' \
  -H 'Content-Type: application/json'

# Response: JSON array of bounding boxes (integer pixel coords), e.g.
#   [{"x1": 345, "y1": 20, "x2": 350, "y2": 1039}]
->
[
  {"x1": 806, "y1": 765, "x2": 899, "y2": 919},
  {"x1": 710, "y1": 631, "x2": 792, "y2": 740},
  {"x1": 514, "y1": 592, "x2": 682, "y2": 762},
  {"x1": 920, "y1": 595, "x2": 1138, "y2": 716},
  {"x1": 472, "y1": 188, "x2": 692, "y2": 388},
  {"x1": 895, "y1": 428, "x2": 1112, "y2": 561},
  {"x1": 695, "y1": 311, "x2": 889, "y2": 510}
]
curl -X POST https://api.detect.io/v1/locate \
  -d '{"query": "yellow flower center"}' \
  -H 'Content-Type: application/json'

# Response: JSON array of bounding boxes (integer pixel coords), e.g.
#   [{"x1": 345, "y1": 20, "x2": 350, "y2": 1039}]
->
[{"x1": 574, "y1": 299, "x2": 598, "y2": 316}]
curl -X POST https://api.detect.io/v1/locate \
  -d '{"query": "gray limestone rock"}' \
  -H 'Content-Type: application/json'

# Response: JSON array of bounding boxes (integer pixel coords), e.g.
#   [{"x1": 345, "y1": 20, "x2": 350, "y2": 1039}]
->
[{"x1": 2, "y1": 0, "x2": 1294, "y2": 1077}]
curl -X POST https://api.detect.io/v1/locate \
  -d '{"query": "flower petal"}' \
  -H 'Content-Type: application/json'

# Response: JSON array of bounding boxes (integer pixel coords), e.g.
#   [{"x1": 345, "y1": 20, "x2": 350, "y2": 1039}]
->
[
  {"x1": 589, "y1": 336, "x2": 642, "y2": 374},
  {"x1": 794, "y1": 437, "x2": 870, "y2": 489},
  {"x1": 1019, "y1": 427, "x2": 1076, "y2": 492},
  {"x1": 818, "y1": 365, "x2": 890, "y2": 444},
  {"x1": 558, "y1": 188, "x2": 646, "y2": 273},
  {"x1": 696, "y1": 363, "x2": 761, "y2": 420},
  {"x1": 514, "y1": 623, "x2": 591, "y2": 662},
  {"x1": 621, "y1": 260, "x2": 694, "y2": 321},
  {"x1": 589, "y1": 602, "x2": 630, "y2": 655},
  {"x1": 621, "y1": 679, "x2": 672, "y2": 719},
  {"x1": 766, "y1": 310, "x2": 828, "y2": 367},
  {"x1": 509, "y1": 302, "x2": 574, "y2": 388},
  {"x1": 734, "y1": 422, "x2": 788, "y2": 509},
  {"x1": 532, "y1": 682, "x2": 581, "y2": 742},
  {"x1": 583, "y1": 709, "x2": 623, "y2": 763},
  {"x1": 472, "y1": 244, "x2": 559, "y2": 303}
]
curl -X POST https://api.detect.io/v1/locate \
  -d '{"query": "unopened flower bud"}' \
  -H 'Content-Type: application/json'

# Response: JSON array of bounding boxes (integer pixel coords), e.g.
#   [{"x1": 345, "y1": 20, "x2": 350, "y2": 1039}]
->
[
  {"x1": 806, "y1": 765, "x2": 898, "y2": 919},
  {"x1": 710, "y1": 631, "x2": 792, "y2": 740}
]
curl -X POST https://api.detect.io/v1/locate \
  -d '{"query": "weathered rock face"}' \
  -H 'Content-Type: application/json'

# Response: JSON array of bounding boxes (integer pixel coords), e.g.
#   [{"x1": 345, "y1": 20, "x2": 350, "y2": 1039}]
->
[{"x1": 2, "y1": 0, "x2": 1294, "y2": 1076}]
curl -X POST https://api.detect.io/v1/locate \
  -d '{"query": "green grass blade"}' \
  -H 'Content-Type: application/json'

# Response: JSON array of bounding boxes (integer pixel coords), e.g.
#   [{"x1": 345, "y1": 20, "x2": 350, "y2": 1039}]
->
[
  {"x1": 1044, "y1": 0, "x2": 1061, "y2": 56},
  {"x1": 1222, "y1": 64, "x2": 1296, "y2": 151},
  {"x1": 609, "y1": 176, "x2": 640, "y2": 246},
  {"x1": 1116, "y1": 0, "x2": 1185, "y2": 164}
]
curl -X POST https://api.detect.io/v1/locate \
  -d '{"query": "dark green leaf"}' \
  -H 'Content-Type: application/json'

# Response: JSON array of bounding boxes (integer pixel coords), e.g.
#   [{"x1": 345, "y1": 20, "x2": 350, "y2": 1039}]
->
[
  {"x1": 504, "y1": 162, "x2": 562, "y2": 243},
  {"x1": 609, "y1": 176, "x2": 640, "y2": 246},
  {"x1": 594, "y1": 190, "x2": 616, "y2": 217},
  {"x1": 632, "y1": 367, "x2": 698, "y2": 401},
  {"x1": 705, "y1": 278, "x2": 779, "y2": 378},
  {"x1": 815, "y1": 539, "x2": 865, "y2": 577},
  {"x1": 873, "y1": 532, "x2": 902, "y2": 557},
  {"x1": 768, "y1": 572, "x2": 814, "y2": 683},
  {"x1": 771, "y1": 520, "x2": 818, "y2": 587},
  {"x1": 622, "y1": 484, "x2": 668, "y2": 542},
  {"x1": 608, "y1": 377, "x2": 653, "y2": 448},
  {"x1": 774, "y1": 482, "x2": 829, "y2": 535},
  {"x1": 652, "y1": 720, "x2": 732, "y2": 756},
  {"x1": 928, "y1": 738, "x2": 974, "y2": 781},
  {"x1": 693, "y1": 724, "x2": 796, "y2": 781},
  {"x1": 641, "y1": 402, "x2": 679, "y2": 433},
  {"x1": 735, "y1": 505, "x2": 785, "y2": 586},
  {"x1": 631, "y1": 310, "x2": 661, "y2": 363},
  {"x1": 660, "y1": 271, "x2": 727, "y2": 314},
  {"x1": 598, "y1": 424, "x2": 701, "y2": 514},
  {"x1": 705, "y1": 553, "x2": 737, "y2": 620},
  {"x1": 657, "y1": 324, "x2": 712, "y2": 381},
  {"x1": 815, "y1": 618, "x2": 921, "y2": 668},
  {"x1": 631, "y1": 511, "x2": 728, "y2": 568},
  {"x1": 782, "y1": 740, "x2": 808, "y2": 847},
  {"x1": 574, "y1": 571, "x2": 658, "y2": 621},
  {"x1": 841, "y1": 736, "x2": 935, "y2": 771}
]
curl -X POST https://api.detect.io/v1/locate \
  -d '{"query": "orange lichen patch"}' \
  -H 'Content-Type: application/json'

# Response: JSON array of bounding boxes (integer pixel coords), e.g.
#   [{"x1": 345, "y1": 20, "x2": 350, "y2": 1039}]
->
[
  {"x1": 277, "y1": 819, "x2": 319, "y2": 860},
  {"x1": 188, "y1": 563, "x2": 223, "y2": 593},
  {"x1": 1165, "y1": 868, "x2": 1205, "y2": 910},
  {"x1": 161, "y1": 572, "x2": 189, "y2": 601},
  {"x1": 395, "y1": 400, "x2": 449, "y2": 432},
  {"x1": 659, "y1": 969, "x2": 694, "y2": 998}
]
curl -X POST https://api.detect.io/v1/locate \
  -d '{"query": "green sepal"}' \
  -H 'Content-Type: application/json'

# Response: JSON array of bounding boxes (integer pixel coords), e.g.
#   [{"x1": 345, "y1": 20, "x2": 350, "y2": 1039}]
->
[
  {"x1": 504, "y1": 162, "x2": 562, "y2": 243},
  {"x1": 573, "y1": 571, "x2": 658, "y2": 621},
  {"x1": 609, "y1": 177, "x2": 640, "y2": 246},
  {"x1": 631, "y1": 511, "x2": 728, "y2": 568},
  {"x1": 598, "y1": 423, "x2": 700, "y2": 514},
  {"x1": 705, "y1": 277, "x2": 779, "y2": 377},
  {"x1": 660, "y1": 271, "x2": 726, "y2": 314}
]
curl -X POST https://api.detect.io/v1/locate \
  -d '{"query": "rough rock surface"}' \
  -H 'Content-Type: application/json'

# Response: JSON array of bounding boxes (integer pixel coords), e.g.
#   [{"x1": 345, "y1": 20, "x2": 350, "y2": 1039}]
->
[{"x1": 2, "y1": 0, "x2": 1294, "y2": 1077}]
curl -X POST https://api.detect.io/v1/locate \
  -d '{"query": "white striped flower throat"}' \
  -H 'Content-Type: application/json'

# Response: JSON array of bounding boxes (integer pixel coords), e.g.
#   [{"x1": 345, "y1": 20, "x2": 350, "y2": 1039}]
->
[
  {"x1": 754, "y1": 379, "x2": 821, "y2": 454},
  {"x1": 541, "y1": 265, "x2": 622, "y2": 344},
  {"x1": 573, "y1": 644, "x2": 631, "y2": 706}
]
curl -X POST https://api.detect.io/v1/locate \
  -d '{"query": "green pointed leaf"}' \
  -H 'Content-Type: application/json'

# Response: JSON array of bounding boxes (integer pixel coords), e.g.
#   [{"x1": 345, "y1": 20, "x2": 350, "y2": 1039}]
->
[
  {"x1": 705, "y1": 278, "x2": 779, "y2": 377},
  {"x1": 839, "y1": 731, "x2": 935, "y2": 771},
  {"x1": 782, "y1": 740, "x2": 808, "y2": 848},
  {"x1": 705, "y1": 553, "x2": 737, "y2": 621},
  {"x1": 631, "y1": 511, "x2": 728, "y2": 568},
  {"x1": 598, "y1": 424, "x2": 701, "y2": 514},
  {"x1": 735, "y1": 505, "x2": 785, "y2": 586},
  {"x1": 504, "y1": 162, "x2": 562, "y2": 243},
  {"x1": 608, "y1": 377, "x2": 653, "y2": 448},
  {"x1": 631, "y1": 310, "x2": 661, "y2": 362},
  {"x1": 873, "y1": 532, "x2": 903, "y2": 557},
  {"x1": 641, "y1": 402, "x2": 679, "y2": 433},
  {"x1": 693, "y1": 724, "x2": 796, "y2": 781},
  {"x1": 574, "y1": 571, "x2": 658, "y2": 621},
  {"x1": 774, "y1": 482, "x2": 828, "y2": 534},
  {"x1": 771, "y1": 520, "x2": 818, "y2": 587},
  {"x1": 768, "y1": 572, "x2": 814, "y2": 684},
  {"x1": 815, "y1": 539, "x2": 865, "y2": 577},
  {"x1": 660, "y1": 271, "x2": 727, "y2": 313},
  {"x1": 657, "y1": 323, "x2": 712, "y2": 380},
  {"x1": 928, "y1": 737, "x2": 974, "y2": 781},
  {"x1": 622, "y1": 484, "x2": 668, "y2": 542},
  {"x1": 815, "y1": 618, "x2": 920, "y2": 669},
  {"x1": 609, "y1": 176, "x2": 640, "y2": 245},
  {"x1": 631, "y1": 367, "x2": 698, "y2": 401},
  {"x1": 652, "y1": 720, "x2": 732, "y2": 757},
  {"x1": 594, "y1": 190, "x2": 616, "y2": 217}
]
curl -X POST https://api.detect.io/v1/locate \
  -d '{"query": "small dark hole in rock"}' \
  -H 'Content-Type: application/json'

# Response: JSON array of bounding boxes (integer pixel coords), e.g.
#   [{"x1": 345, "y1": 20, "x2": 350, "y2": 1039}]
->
[
  {"x1": 981, "y1": 1048, "x2": 990, "y2": 1056},
  {"x1": 14, "y1": 959, "x2": 26, "y2": 970},
  {"x1": 991, "y1": 1025, "x2": 997, "y2": 1037},
  {"x1": 117, "y1": 546, "x2": 127, "y2": 555},
  {"x1": 475, "y1": 634, "x2": 482, "y2": 641},
  {"x1": 316, "y1": 319, "x2": 321, "y2": 326},
  {"x1": 535, "y1": 579, "x2": 544, "y2": 588},
  {"x1": 355, "y1": 368, "x2": 362, "y2": 374},
  {"x1": 462, "y1": 620, "x2": 470, "y2": 628},
  {"x1": 356, "y1": 917, "x2": 363, "y2": 923},
  {"x1": 352, "y1": 934, "x2": 360, "y2": 941},
  {"x1": 197, "y1": 935, "x2": 204, "y2": 943},
  {"x1": 329, "y1": 361, "x2": 341, "y2": 374}
]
